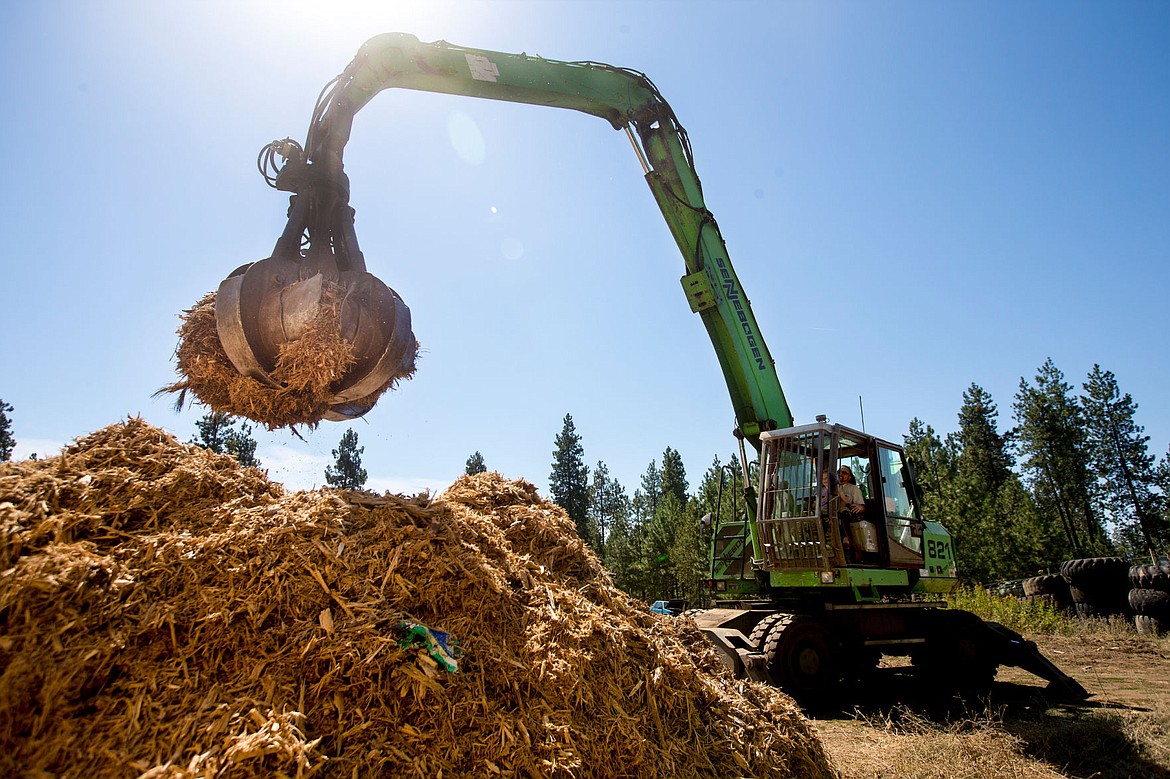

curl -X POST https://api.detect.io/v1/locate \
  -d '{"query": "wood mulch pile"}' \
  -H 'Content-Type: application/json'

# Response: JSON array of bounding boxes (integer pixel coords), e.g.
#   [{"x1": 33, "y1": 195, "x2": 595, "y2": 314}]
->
[
  {"x1": 161, "y1": 289, "x2": 415, "y2": 430},
  {"x1": 0, "y1": 419, "x2": 836, "y2": 778}
]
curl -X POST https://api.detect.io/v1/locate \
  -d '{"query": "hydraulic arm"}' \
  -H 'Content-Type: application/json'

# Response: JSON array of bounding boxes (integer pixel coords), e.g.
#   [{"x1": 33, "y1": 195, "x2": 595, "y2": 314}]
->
[{"x1": 217, "y1": 33, "x2": 793, "y2": 440}]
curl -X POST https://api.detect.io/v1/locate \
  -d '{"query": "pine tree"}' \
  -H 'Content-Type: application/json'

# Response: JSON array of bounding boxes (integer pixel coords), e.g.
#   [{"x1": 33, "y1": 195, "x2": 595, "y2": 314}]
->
[
  {"x1": 635, "y1": 442, "x2": 705, "y2": 602},
  {"x1": 603, "y1": 510, "x2": 642, "y2": 598},
  {"x1": 641, "y1": 493, "x2": 685, "y2": 599},
  {"x1": 587, "y1": 461, "x2": 630, "y2": 551},
  {"x1": 465, "y1": 451, "x2": 487, "y2": 475},
  {"x1": 1155, "y1": 447, "x2": 1170, "y2": 549},
  {"x1": 951, "y1": 385, "x2": 1044, "y2": 581},
  {"x1": 230, "y1": 430, "x2": 260, "y2": 469},
  {"x1": 632, "y1": 460, "x2": 662, "y2": 523},
  {"x1": 1013, "y1": 359, "x2": 1105, "y2": 557},
  {"x1": 1081, "y1": 365, "x2": 1165, "y2": 557},
  {"x1": 694, "y1": 454, "x2": 746, "y2": 529},
  {"x1": 191, "y1": 411, "x2": 260, "y2": 468},
  {"x1": 0, "y1": 399, "x2": 14, "y2": 461},
  {"x1": 549, "y1": 413, "x2": 590, "y2": 542},
  {"x1": 956, "y1": 384, "x2": 1014, "y2": 494},
  {"x1": 192, "y1": 412, "x2": 231, "y2": 454},
  {"x1": 903, "y1": 417, "x2": 960, "y2": 529},
  {"x1": 669, "y1": 498, "x2": 708, "y2": 605},
  {"x1": 325, "y1": 428, "x2": 368, "y2": 490},
  {"x1": 660, "y1": 447, "x2": 689, "y2": 508}
]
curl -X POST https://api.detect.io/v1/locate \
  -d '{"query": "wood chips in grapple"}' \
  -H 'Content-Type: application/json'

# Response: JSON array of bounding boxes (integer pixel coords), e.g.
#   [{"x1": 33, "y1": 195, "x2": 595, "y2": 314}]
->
[
  {"x1": 161, "y1": 288, "x2": 415, "y2": 430},
  {"x1": 0, "y1": 419, "x2": 837, "y2": 779}
]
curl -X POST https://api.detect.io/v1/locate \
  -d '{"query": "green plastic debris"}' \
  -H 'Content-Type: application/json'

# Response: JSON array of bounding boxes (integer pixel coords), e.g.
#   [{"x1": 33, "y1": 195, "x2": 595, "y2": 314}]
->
[{"x1": 393, "y1": 621, "x2": 461, "y2": 673}]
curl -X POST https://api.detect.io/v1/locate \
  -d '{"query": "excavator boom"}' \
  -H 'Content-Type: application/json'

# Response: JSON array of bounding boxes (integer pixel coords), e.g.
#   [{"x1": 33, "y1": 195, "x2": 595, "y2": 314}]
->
[{"x1": 215, "y1": 32, "x2": 792, "y2": 439}]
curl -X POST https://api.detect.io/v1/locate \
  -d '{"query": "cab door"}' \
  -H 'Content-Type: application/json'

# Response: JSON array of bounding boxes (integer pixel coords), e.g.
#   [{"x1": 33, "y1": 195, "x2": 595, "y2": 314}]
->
[{"x1": 875, "y1": 444, "x2": 925, "y2": 567}]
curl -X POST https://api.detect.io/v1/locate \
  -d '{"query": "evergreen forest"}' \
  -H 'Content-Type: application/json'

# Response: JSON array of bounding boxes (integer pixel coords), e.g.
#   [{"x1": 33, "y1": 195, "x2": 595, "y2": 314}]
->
[{"x1": 540, "y1": 360, "x2": 1170, "y2": 604}]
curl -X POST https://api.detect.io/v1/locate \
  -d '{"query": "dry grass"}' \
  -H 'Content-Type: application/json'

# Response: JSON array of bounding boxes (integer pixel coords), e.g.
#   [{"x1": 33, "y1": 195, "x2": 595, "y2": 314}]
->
[
  {"x1": 1061, "y1": 612, "x2": 1170, "y2": 643},
  {"x1": 1006, "y1": 707, "x2": 1170, "y2": 779},
  {"x1": 819, "y1": 702, "x2": 1170, "y2": 779},
  {"x1": 818, "y1": 707, "x2": 1067, "y2": 779}
]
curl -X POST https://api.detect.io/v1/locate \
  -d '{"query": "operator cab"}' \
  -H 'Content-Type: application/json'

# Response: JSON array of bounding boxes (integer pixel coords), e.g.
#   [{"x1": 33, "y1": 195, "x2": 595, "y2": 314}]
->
[{"x1": 756, "y1": 420, "x2": 926, "y2": 573}]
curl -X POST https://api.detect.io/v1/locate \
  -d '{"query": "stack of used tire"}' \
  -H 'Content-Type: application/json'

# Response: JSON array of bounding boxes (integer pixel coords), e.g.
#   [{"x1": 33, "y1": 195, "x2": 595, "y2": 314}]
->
[
  {"x1": 1020, "y1": 573, "x2": 1073, "y2": 613},
  {"x1": 993, "y1": 579, "x2": 1027, "y2": 600},
  {"x1": 1059, "y1": 557, "x2": 1131, "y2": 618},
  {"x1": 1128, "y1": 559, "x2": 1170, "y2": 636}
]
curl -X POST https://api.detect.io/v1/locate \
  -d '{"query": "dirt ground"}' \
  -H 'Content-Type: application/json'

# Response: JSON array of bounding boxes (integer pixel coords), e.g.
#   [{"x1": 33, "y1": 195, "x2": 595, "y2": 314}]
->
[{"x1": 812, "y1": 631, "x2": 1170, "y2": 779}]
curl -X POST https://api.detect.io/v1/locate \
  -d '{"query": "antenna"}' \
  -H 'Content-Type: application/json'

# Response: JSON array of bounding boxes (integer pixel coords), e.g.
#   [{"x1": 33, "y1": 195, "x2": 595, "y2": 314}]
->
[{"x1": 859, "y1": 395, "x2": 866, "y2": 433}]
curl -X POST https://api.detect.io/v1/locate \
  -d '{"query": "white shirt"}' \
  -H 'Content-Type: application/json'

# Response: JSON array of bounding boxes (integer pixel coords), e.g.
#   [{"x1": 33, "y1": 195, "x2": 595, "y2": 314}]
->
[{"x1": 839, "y1": 482, "x2": 864, "y2": 513}]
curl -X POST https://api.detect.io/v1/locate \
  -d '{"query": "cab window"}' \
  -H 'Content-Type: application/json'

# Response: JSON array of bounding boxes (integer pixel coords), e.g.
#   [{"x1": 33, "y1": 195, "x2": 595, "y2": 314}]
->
[
  {"x1": 837, "y1": 432, "x2": 871, "y2": 500},
  {"x1": 877, "y1": 446, "x2": 915, "y2": 519},
  {"x1": 878, "y1": 445, "x2": 923, "y2": 552}
]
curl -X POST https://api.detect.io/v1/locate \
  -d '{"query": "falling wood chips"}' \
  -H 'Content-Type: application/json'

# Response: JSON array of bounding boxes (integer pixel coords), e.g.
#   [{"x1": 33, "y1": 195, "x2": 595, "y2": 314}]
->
[
  {"x1": 0, "y1": 419, "x2": 837, "y2": 779},
  {"x1": 160, "y1": 289, "x2": 417, "y2": 430}
]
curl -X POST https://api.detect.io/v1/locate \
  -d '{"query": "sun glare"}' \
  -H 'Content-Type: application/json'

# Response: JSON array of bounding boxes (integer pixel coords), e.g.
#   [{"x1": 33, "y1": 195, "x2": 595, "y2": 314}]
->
[
  {"x1": 234, "y1": 0, "x2": 493, "y2": 50},
  {"x1": 448, "y1": 111, "x2": 487, "y2": 165}
]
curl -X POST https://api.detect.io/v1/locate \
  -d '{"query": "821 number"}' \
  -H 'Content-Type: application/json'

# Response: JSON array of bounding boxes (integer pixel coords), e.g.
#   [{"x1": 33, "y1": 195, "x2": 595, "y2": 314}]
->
[{"x1": 926, "y1": 539, "x2": 952, "y2": 561}]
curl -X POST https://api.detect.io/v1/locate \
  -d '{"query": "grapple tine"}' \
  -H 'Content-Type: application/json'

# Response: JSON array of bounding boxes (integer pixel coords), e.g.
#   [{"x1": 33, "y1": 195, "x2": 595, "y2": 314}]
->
[
  {"x1": 329, "y1": 278, "x2": 415, "y2": 404},
  {"x1": 215, "y1": 267, "x2": 281, "y2": 387},
  {"x1": 209, "y1": 253, "x2": 415, "y2": 426},
  {"x1": 259, "y1": 272, "x2": 325, "y2": 344}
]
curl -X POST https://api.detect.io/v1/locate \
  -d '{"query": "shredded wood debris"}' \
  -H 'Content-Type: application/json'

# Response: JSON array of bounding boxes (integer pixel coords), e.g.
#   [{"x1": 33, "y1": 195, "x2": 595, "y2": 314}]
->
[
  {"x1": 0, "y1": 419, "x2": 836, "y2": 778},
  {"x1": 161, "y1": 289, "x2": 416, "y2": 430}
]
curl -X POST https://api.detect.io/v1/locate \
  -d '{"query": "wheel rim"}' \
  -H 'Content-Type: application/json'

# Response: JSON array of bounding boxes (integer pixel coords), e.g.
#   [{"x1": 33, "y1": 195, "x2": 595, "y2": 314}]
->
[
  {"x1": 797, "y1": 645, "x2": 823, "y2": 677},
  {"x1": 763, "y1": 616, "x2": 837, "y2": 698}
]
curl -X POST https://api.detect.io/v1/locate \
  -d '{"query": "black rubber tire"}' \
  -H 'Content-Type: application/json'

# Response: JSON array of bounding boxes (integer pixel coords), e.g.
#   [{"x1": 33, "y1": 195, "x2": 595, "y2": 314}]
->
[
  {"x1": 993, "y1": 580, "x2": 1026, "y2": 599},
  {"x1": 1060, "y1": 556, "x2": 1129, "y2": 587},
  {"x1": 1023, "y1": 574, "x2": 1061, "y2": 597},
  {"x1": 761, "y1": 614, "x2": 840, "y2": 704},
  {"x1": 1023, "y1": 574, "x2": 1074, "y2": 608},
  {"x1": 1128, "y1": 588, "x2": 1170, "y2": 619},
  {"x1": 1063, "y1": 560, "x2": 1129, "y2": 615},
  {"x1": 1130, "y1": 564, "x2": 1170, "y2": 591},
  {"x1": 1069, "y1": 582, "x2": 1128, "y2": 615},
  {"x1": 748, "y1": 612, "x2": 788, "y2": 650},
  {"x1": 1135, "y1": 614, "x2": 1168, "y2": 636},
  {"x1": 1074, "y1": 601, "x2": 1121, "y2": 618}
]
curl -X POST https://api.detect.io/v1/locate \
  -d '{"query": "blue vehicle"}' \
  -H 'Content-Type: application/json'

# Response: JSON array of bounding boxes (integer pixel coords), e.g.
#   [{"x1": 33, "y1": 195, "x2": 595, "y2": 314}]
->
[{"x1": 650, "y1": 600, "x2": 687, "y2": 616}]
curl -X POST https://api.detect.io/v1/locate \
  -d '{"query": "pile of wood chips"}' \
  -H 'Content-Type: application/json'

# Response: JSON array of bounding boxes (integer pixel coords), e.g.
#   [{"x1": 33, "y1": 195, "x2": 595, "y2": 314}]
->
[
  {"x1": 0, "y1": 419, "x2": 837, "y2": 779},
  {"x1": 162, "y1": 289, "x2": 414, "y2": 430}
]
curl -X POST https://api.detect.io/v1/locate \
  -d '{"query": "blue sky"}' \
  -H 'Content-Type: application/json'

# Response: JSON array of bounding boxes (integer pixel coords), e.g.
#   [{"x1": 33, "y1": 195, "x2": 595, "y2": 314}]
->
[{"x1": 2, "y1": 1, "x2": 1167, "y2": 499}]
